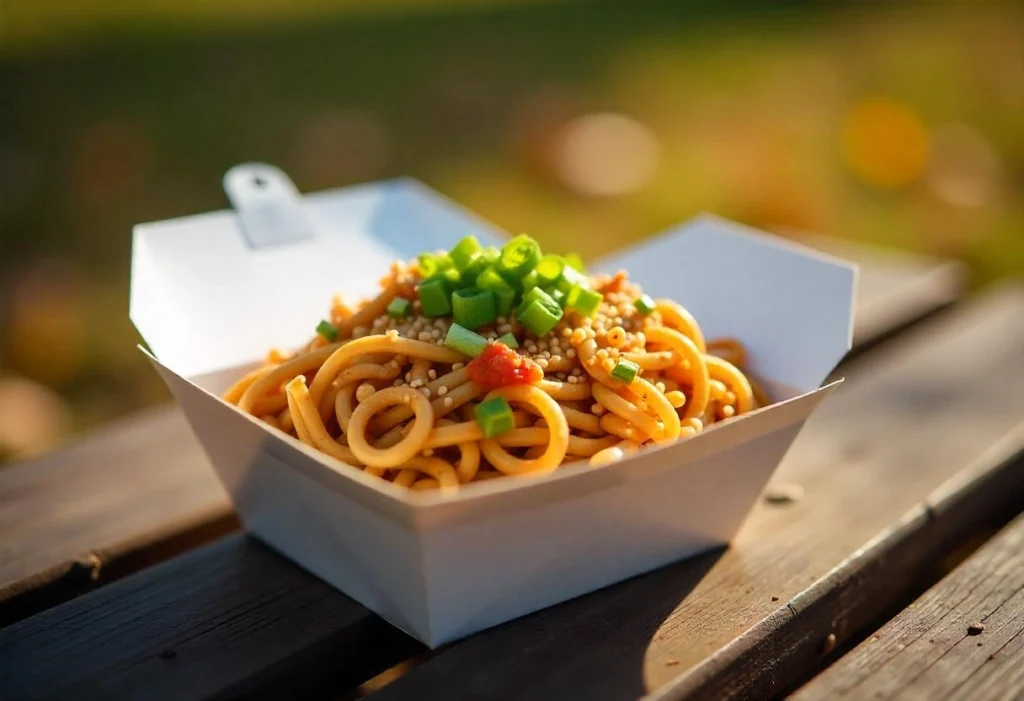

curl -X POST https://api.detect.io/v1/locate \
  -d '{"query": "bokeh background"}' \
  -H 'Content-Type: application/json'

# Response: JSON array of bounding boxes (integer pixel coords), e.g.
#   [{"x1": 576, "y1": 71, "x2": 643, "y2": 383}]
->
[{"x1": 1, "y1": 0, "x2": 1022, "y2": 463}]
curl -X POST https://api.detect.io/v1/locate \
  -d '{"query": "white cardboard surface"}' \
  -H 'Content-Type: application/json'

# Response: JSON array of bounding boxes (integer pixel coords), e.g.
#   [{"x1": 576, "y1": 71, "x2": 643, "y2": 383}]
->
[{"x1": 132, "y1": 166, "x2": 856, "y2": 647}]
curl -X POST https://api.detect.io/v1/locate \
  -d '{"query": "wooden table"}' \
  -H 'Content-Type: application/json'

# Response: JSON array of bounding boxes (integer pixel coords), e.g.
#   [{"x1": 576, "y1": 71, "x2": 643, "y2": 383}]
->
[{"x1": 2, "y1": 240, "x2": 1022, "y2": 701}]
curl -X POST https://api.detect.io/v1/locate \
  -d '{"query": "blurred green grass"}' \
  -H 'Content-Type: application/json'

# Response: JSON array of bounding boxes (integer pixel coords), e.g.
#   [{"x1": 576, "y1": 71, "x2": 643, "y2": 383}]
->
[{"x1": 0, "y1": 0, "x2": 1021, "y2": 459}]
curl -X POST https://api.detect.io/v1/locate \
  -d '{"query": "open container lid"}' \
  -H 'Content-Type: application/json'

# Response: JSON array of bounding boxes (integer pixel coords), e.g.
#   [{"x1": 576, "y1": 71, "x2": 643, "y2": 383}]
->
[{"x1": 132, "y1": 164, "x2": 856, "y2": 392}]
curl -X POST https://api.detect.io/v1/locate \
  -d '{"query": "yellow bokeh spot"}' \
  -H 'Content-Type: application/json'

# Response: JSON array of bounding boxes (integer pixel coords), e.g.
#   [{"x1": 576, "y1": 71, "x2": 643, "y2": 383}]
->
[{"x1": 841, "y1": 99, "x2": 930, "y2": 189}]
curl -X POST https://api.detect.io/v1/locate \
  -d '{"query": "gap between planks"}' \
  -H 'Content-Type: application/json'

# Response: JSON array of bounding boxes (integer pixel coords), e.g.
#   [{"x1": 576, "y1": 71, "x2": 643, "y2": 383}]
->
[
  {"x1": 791, "y1": 442, "x2": 1024, "y2": 701},
  {"x1": 0, "y1": 283, "x2": 1018, "y2": 701}
]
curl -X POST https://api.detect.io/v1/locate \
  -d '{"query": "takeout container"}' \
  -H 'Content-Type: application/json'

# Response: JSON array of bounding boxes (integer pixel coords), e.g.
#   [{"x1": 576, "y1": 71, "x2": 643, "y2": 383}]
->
[{"x1": 130, "y1": 164, "x2": 856, "y2": 647}]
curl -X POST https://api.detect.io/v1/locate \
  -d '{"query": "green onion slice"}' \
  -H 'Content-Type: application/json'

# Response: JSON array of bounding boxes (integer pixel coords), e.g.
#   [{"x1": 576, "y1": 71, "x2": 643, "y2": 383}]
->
[
  {"x1": 452, "y1": 288, "x2": 497, "y2": 330},
  {"x1": 634, "y1": 294, "x2": 656, "y2": 315},
  {"x1": 499, "y1": 234, "x2": 542, "y2": 279},
  {"x1": 387, "y1": 297, "x2": 412, "y2": 319},
  {"x1": 449, "y1": 235, "x2": 482, "y2": 270},
  {"x1": 610, "y1": 358, "x2": 640, "y2": 384},
  {"x1": 496, "y1": 332, "x2": 519, "y2": 349},
  {"x1": 517, "y1": 296, "x2": 563, "y2": 337},
  {"x1": 567, "y1": 287, "x2": 603, "y2": 318},
  {"x1": 443, "y1": 323, "x2": 489, "y2": 358},
  {"x1": 476, "y1": 267, "x2": 517, "y2": 317},
  {"x1": 516, "y1": 286, "x2": 557, "y2": 319},
  {"x1": 556, "y1": 265, "x2": 589, "y2": 294},
  {"x1": 474, "y1": 396, "x2": 516, "y2": 438},
  {"x1": 315, "y1": 319, "x2": 339, "y2": 342},
  {"x1": 535, "y1": 254, "x2": 565, "y2": 286},
  {"x1": 417, "y1": 278, "x2": 453, "y2": 317}
]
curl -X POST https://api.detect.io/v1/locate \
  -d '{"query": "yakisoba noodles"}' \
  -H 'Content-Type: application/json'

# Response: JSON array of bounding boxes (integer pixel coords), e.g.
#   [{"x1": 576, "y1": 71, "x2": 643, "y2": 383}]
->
[{"x1": 226, "y1": 234, "x2": 767, "y2": 492}]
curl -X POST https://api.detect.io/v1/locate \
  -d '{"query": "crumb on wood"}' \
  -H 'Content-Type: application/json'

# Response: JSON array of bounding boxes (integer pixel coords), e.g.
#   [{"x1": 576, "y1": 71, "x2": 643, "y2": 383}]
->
[
  {"x1": 968, "y1": 622, "x2": 986, "y2": 636},
  {"x1": 763, "y1": 483, "x2": 805, "y2": 504},
  {"x1": 822, "y1": 633, "x2": 837, "y2": 655},
  {"x1": 666, "y1": 659, "x2": 679, "y2": 667},
  {"x1": 771, "y1": 596, "x2": 780, "y2": 602}
]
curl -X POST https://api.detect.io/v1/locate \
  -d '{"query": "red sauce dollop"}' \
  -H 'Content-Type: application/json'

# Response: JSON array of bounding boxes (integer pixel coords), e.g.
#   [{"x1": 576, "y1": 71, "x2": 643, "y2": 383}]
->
[{"x1": 467, "y1": 342, "x2": 543, "y2": 389}]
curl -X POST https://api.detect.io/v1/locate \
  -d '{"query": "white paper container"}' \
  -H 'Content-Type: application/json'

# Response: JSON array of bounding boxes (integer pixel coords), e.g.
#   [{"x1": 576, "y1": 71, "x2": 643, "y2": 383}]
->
[{"x1": 131, "y1": 164, "x2": 856, "y2": 647}]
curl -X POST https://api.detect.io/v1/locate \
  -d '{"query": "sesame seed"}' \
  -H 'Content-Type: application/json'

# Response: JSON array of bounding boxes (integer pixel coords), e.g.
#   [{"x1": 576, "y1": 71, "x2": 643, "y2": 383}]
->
[
  {"x1": 452, "y1": 362, "x2": 465, "y2": 370},
  {"x1": 422, "y1": 448, "x2": 435, "y2": 457},
  {"x1": 428, "y1": 369, "x2": 437, "y2": 380},
  {"x1": 443, "y1": 397, "x2": 453, "y2": 408},
  {"x1": 438, "y1": 386, "x2": 448, "y2": 396},
  {"x1": 421, "y1": 388, "x2": 432, "y2": 398},
  {"x1": 591, "y1": 403, "x2": 606, "y2": 416},
  {"x1": 568, "y1": 376, "x2": 578, "y2": 384}
]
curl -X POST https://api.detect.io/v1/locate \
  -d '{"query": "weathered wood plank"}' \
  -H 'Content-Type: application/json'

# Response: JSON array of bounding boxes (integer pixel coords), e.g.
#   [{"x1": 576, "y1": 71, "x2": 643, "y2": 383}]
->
[
  {"x1": 0, "y1": 407, "x2": 234, "y2": 624},
  {"x1": 0, "y1": 535, "x2": 422, "y2": 701},
  {"x1": 362, "y1": 284, "x2": 1024, "y2": 701},
  {"x1": 1, "y1": 284, "x2": 1017, "y2": 701},
  {"x1": 792, "y1": 475, "x2": 1024, "y2": 701},
  {"x1": 0, "y1": 239, "x2": 965, "y2": 621}
]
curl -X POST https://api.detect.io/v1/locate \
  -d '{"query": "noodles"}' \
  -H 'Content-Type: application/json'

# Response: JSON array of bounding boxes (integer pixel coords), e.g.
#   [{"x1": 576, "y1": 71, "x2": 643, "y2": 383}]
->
[{"x1": 224, "y1": 237, "x2": 767, "y2": 491}]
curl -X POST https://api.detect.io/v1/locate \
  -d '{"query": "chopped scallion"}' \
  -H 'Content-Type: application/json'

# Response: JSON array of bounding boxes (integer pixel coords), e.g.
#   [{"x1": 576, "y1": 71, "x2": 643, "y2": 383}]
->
[
  {"x1": 497, "y1": 332, "x2": 519, "y2": 349},
  {"x1": 443, "y1": 323, "x2": 490, "y2": 358},
  {"x1": 417, "y1": 253, "x2": 445, "y2": 279},
  {"x1": 634, "y1": 294, "x2": 657, "y2": 315},
  {"x1": 556, "y1": 265, "x2": 588, "y2": 294},
  {"x1": 315, "y1": 319, "x2": 338, "y2": 342},
  {"x1": 387, "y1": 297, "x2": 412, "y2": 319},
  {"x1": 517, "y1": 296, "x2": 563, "y2": 337},
  {"x1": 460, "y1": 253, "x2": 491, "y2": 287},
  {"x1": 499, "y1": 234, "x2": 542, "y2": 279},
  {"x1": 417, "y1": 278, "x2": 453, "y2": 317},
  {"x1": 516, "y1": 286, "x2": 558, "y2": 319},
  {"x1": 567, "y1": 287, "x2": 603, "y2": 318},
  {"x1": 452, "y1": 288, "x2": 497, "y2": 329},
  {"x1": 449, "y1": 235, "x2": 482, "y2": 270},
  {"x1": 481, "y1": 245, "x2": 500, "y2": 264},
  {"x1": 610, "y1": 358, "x2": 640, "y2": 384},
  {"x1": 535, "y1": 254, "x2": 565, "y2": 285},
  {"x1": 476, "y1": 267, "x2": 517, "y2": 316},
  {"x1": 474, "y1": 396, "x2": 516, "y2": 438}
]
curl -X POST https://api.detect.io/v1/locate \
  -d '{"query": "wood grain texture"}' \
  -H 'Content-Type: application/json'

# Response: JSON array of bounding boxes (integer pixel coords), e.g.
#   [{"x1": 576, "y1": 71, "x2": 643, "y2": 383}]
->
[
  {"x1": 793, "y1": 478, "x2": 1024, "y2": 701},
  {"x1": 0, "y1": 407, "x2": 235, "y2": 624},
  {"x1": 1, "y1": 285, "x2": 1018, "y2": 701},
  {"x1": 0, "y1": 239, "x2": 965, "y2": 622},
  {"x1": 364, "y1": 284, "x2": 1024, "y2": 701},
  {"x1": 0, "y1": 535, "x2": 422, "y2": 701}
]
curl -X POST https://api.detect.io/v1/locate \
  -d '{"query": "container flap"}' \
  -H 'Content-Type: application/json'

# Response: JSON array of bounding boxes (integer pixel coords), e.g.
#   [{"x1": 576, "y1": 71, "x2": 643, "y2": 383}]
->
[
  {"x1": 130, "y1": 166, "x2": 507, "y2": 377},
  {"x1": 592, "y1": 214, "x2": 856, "y2": 390}
]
